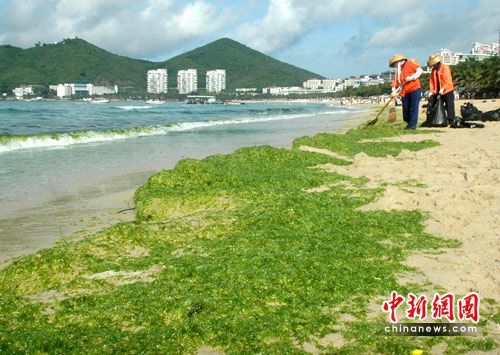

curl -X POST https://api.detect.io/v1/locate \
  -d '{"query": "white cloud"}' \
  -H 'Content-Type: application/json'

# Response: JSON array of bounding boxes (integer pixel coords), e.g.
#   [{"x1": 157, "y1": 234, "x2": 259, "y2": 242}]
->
[
  {"x1": 369, "y1": 0, "x2": 500, "y2": 53},
  {"x1": 0, "y1": 0, "x2": 233, "y2": 59},
  {"x1": 232, "y1": 0, "x2": 499, "y2": 78},
  {"x1": 1, "y1": 0, "x2": 498, "y2": 77},
  {"x1": 236, "y1": 0, "x2": 432, "y2": 53}
]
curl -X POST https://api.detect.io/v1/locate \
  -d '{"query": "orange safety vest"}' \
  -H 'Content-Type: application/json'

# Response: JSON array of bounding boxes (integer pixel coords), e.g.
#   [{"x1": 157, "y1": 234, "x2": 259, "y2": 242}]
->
[
  {"x1": 391, "y1": 60, "x2": 422, "y2": 97},
  {"x1": 429, "y1": 63, "x2": 454, "y2": 95}
]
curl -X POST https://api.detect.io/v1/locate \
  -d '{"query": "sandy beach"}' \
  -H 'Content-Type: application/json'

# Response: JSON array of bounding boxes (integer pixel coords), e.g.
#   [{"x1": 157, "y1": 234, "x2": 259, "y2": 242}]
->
[
  {"x1": 314, "y1": 99, "x2": 500, "y2": 301},
  {"x1": 328, "y1": 99, "x2": 500, "y2": 298}
]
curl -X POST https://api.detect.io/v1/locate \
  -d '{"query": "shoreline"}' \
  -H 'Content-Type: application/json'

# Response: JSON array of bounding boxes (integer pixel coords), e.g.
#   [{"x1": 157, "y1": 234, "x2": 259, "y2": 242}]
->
[
  {"x1": 2, "y1": 98, "x2": 496, "y2": 266},
  {"x1": 0, "y1": 107, "x2": 371, "y2": 267},
  {"x1": 1, "y1": 100, "x2": 499, "y2": 352}
]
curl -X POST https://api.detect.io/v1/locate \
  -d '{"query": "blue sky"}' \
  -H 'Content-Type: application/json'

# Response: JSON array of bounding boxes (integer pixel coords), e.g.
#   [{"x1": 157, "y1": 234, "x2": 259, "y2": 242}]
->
[{"x1": 0, "y1": 0, "x2": 498, "y2": 78}]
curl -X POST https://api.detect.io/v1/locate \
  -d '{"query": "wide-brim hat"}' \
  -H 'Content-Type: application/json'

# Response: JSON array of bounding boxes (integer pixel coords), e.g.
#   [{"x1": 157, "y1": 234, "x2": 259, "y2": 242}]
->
[
  {"x1": 389, "y1": 54, "x2": 407, "y2": 67},
  {"x1": 427, "y1": 54, "x2": 442, "y2": 67}
]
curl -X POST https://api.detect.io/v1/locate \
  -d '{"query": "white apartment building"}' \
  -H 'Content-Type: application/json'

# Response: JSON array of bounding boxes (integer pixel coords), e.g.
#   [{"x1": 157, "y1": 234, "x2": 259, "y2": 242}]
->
[
  {"x1": 437, "y1": 41, "x2": 499, "y2": 67},
  {"x1": 206, "y1": 69, "x2": 226, "y2": 93},
  {"x1": 440, "y1": 48, "x2": 459, "y2": 65},
  {"x1": 321, "y1": 79, "x2": 339, "y2": 91},
  {"x1": 55, "y1": 83, "x2": 118, "y2": 97},
  {"x1": 56, "y1": 83, "x2": 92, "y2": 97},
  {"x1": 472, "y1": 42, "x2": 499, "y2": 55},
  {"x1": 303, "y1": 79, "x2": 322, "y2": 89},
  {"x1": 302, "y1": 79, "x2": 341, "y2": 92},
  {"x1": 13, "y1": 86, "x2": 34, "y2": 98},
  {"x1": 57, "y1": 84, "x2": 73, "y2": 97},
  {"x1": 177, "y1": 69, "x2": 198, "y2": 94},
  {"x1": 147, "y1": 69, "x2": 168, "y2": 94},
  {"x1": 236, "y1": 88, "x2": 257, "y2": 92},
  {"x1": 93, "y1": 85, "x2": 119, "y2": 96}
]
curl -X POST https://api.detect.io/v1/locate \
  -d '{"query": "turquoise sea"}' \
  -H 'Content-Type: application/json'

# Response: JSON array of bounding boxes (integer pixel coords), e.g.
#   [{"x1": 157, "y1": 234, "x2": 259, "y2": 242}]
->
[{"x1": 0, "y1": 100, "x2": 364, "y2": 260}]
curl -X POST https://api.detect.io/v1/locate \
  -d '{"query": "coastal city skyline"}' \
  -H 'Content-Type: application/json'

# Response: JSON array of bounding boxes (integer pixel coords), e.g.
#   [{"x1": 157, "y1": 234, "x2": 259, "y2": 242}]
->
[
  {"x1": 0, "y1": 0, "x2": 498, "y2": 78},
  {"x1": 10, "y1": 36, "x2": 496, "y2": 99}
]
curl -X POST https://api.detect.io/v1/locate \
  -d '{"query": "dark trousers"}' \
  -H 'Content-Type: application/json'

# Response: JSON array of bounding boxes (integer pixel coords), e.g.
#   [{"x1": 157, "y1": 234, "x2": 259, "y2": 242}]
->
[
  {"x1": 442, "y1": 91, "x2": 455, "y2": 122},
  {"x1": 401, "y1": 88, "x2": 422, "y2": 129}
]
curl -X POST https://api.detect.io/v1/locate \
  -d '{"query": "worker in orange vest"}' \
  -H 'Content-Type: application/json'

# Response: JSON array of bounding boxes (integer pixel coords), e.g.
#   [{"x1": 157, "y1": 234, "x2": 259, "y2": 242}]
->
[
  {"x1": 390, "y1": 54, "x2": 423, "y2": 129},
  {"x1": 428, "y1": 54, "x2": 455, "y2": 124}
]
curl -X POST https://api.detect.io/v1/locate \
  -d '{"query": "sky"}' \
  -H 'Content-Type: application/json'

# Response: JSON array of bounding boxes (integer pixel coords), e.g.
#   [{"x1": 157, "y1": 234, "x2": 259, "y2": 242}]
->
[{"x1": 0, "y1": 0, "x2": 499, "y2": 79}]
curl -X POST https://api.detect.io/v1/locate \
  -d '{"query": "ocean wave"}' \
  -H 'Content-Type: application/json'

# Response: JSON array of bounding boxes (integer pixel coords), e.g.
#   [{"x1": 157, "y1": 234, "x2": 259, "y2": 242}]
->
[
  {"x1": 0, "y1": 107, "x2": 33, "y2": 114},
  {"x1": 0, "y1": 127, "x2": 170, "y2": 153},
  {"x1": 115, "y1": 105, "x2": 153, "y2": 110},
  {"x1": 0, "y1": 111, "x2": 340, "y2": 153}
]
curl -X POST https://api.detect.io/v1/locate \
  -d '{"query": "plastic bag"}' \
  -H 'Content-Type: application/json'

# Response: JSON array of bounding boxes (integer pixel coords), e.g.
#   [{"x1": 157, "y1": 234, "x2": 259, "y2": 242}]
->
[
  {"x1": 450, "y1": 117, "x2": 484, "y2": 128},
  {"x1": 460, "y1": 102, "x2": 483, "y2": 121},
  {"x1": 460, "y1": 102, "x2": 500, "y2": 121},
  {"x1": 421, "y1": 95, "x2": 448, "y2": 127}
]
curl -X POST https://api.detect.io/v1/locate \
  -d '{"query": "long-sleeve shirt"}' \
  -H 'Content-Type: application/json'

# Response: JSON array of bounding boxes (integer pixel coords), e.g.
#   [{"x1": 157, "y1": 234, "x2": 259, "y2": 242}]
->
[
  {"x1": 391, "y1": 60, "x2": 422, "y2": 97},
  {"x1": 429, "y1": 63, "x2": 454, "y2": 95}
]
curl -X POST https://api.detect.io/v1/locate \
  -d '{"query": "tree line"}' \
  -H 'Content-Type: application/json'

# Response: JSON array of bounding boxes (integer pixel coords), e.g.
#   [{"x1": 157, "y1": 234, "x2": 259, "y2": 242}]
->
[{"x1": 451, "y1": 55, "x2": 500, "y2": 95}]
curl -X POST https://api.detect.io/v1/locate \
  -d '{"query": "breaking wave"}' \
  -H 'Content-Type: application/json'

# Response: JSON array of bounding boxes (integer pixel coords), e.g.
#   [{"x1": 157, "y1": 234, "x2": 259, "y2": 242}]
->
[
  {"x1": 0, "y1": 111, "x2": 340, "y2": 153},
  {"x1": 115, "y1": 105, "x2": 154, "y2": 111}
]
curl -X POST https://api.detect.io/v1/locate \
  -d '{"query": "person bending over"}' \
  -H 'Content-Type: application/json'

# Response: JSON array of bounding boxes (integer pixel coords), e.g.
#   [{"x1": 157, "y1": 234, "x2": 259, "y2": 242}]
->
[
  {"x1": 389, "y1": 54, "x2": 423, "y2": 129},
  {"x1": 427, "y1": 54, "x2": 456, "y2": 124}
]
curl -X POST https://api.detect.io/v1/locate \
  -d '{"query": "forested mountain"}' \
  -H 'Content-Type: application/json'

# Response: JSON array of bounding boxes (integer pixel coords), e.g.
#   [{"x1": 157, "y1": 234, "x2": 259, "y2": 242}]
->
[
  {"x1": 0, "y1": 38, "x2": 322, "y2": 93},
  {"x1": 0, "y1": 38, "x2": 152, "y2": 92},
  {"x1": 163, "y1": 38, "x2": 322, "y2": 89}
]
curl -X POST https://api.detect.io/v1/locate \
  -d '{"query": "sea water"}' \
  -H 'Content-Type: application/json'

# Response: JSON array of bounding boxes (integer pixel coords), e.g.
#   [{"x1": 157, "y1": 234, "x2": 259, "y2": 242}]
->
[{"x1": 0, "y1": 100, "x2": 364, "y2": 259}]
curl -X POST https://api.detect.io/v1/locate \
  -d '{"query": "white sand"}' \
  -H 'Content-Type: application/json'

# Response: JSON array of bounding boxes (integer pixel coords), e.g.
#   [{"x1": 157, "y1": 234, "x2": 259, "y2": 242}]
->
[{"x1": 313, "y1": 99, "x2": 500, "y2": 301}]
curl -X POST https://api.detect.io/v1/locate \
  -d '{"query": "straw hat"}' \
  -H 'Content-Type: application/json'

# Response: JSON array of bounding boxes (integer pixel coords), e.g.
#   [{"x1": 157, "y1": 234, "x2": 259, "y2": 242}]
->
[
  {"x1": 389, "y1": 54, "x2": 407, "y2": 67},
  {"x1": 427, "y1": 54, "x2": 442, "y2": 67}
]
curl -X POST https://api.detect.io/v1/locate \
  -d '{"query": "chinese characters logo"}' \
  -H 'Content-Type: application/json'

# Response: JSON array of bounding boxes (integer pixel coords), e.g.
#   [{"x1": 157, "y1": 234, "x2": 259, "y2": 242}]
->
[{"x1": 382, "y1": 292, "x2": 479, "y2": 323}]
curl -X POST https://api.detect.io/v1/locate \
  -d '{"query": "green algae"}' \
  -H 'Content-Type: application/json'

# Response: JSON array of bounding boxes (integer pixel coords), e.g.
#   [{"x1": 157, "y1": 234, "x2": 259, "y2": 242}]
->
[{"x1": 0, "y1": 120, "x2": 497, "y2": 354}]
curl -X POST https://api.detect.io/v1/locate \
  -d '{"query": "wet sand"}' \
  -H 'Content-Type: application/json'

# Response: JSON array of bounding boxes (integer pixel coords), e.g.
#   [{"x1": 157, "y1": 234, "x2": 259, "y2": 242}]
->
[{"x1": 0, "y1": 171, "x2": 148, "y2": 267}]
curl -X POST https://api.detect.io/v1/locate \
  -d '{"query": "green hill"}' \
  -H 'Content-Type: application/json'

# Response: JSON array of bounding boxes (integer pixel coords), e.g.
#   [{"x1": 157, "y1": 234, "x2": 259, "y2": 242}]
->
[
  {"x1": 0, "y1": 38, "x2": 153, "y2": 92},
  {"x1": 0, "y1": 37, "x2": 323, "y2": 94},
  {"x1": 163, "y1": 38, "x2": 323, "y2": 90}
]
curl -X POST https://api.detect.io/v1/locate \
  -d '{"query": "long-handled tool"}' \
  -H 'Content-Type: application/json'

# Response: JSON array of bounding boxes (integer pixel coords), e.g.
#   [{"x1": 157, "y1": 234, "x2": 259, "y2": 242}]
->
[{"x1": 364, "y1": 86, "x2": 403, "y2": 128}]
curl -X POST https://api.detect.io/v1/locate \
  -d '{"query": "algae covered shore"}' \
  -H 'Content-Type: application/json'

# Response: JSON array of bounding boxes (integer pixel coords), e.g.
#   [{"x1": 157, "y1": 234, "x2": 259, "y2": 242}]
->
[{"x1": 1, "y1": 105, "x2": 499, "y2": 354}]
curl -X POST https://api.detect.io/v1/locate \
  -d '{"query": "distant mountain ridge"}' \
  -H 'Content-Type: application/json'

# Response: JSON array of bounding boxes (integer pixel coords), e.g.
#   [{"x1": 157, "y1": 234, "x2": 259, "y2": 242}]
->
[{"x1": 0, "y1": 38, "x2": 323, "y2": 93}]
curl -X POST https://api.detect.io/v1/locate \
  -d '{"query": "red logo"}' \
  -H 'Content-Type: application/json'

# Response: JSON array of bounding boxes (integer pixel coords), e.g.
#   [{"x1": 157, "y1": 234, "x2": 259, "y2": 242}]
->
[
  {"x1": 406, "y1": 293, "x2": 428, "y2": 320},
  {"x1": 382, "y1": 292, "x2": 480, "y2": 323},
  {"x1": 382, "y1": 291, "x2": 405, "y2": 323},
  {"x1": 458, "y1": 292, "x2": 480, "y2": 323}
]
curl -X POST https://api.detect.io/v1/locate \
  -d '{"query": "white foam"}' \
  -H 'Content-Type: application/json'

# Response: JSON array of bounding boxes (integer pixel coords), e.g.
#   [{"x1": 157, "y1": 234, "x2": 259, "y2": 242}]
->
[
  {"x1": 115, "y1": 106, "x2": 153, "y2": 110},
  {"x1": 0, "y1": 110, "x2": 348, "y2": 153},
  {"x1": 0, "y1": 128, "x2": 169, "y2": 153}
]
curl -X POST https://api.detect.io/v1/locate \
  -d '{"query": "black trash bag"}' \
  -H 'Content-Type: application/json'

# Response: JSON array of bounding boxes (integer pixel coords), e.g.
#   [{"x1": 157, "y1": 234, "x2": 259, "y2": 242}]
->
[
  {"x1": 482, "y1": 108, "x2": 500, "y2": 121},
  {"x1": 450, "y1": 117, "x2": 484, "y2": 129},
  {"x1": 460, "y1": 102, "x2": 483, "y2": 121},
  {"x1": 421, "y1": 95, "x2": 448, "y2": 127},
  {"x1": 460, "y1": 102, "x2": 500, "y2": 121}
]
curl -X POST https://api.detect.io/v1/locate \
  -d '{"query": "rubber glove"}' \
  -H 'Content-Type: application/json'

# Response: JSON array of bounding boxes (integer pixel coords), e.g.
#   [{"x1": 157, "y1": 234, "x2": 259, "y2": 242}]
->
[
  {"x1": 439, "y1": 88, "x2": 444, "y2": 95},
  {"x1": 391, "y1": 87, "x2": 398, "y2": 97}
]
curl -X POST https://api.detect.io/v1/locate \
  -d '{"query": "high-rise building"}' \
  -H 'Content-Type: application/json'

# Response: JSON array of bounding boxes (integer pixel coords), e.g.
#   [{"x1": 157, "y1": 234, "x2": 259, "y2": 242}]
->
[
  {"x1": 147, "y1": 69, "x2": 168, "y2": 94},
  {"x1": 177, "y1": 69, "x2": 198, "y2": 94},
  {"x1": 206, "y1": 69, "x2": 226, "y2": 93}
]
